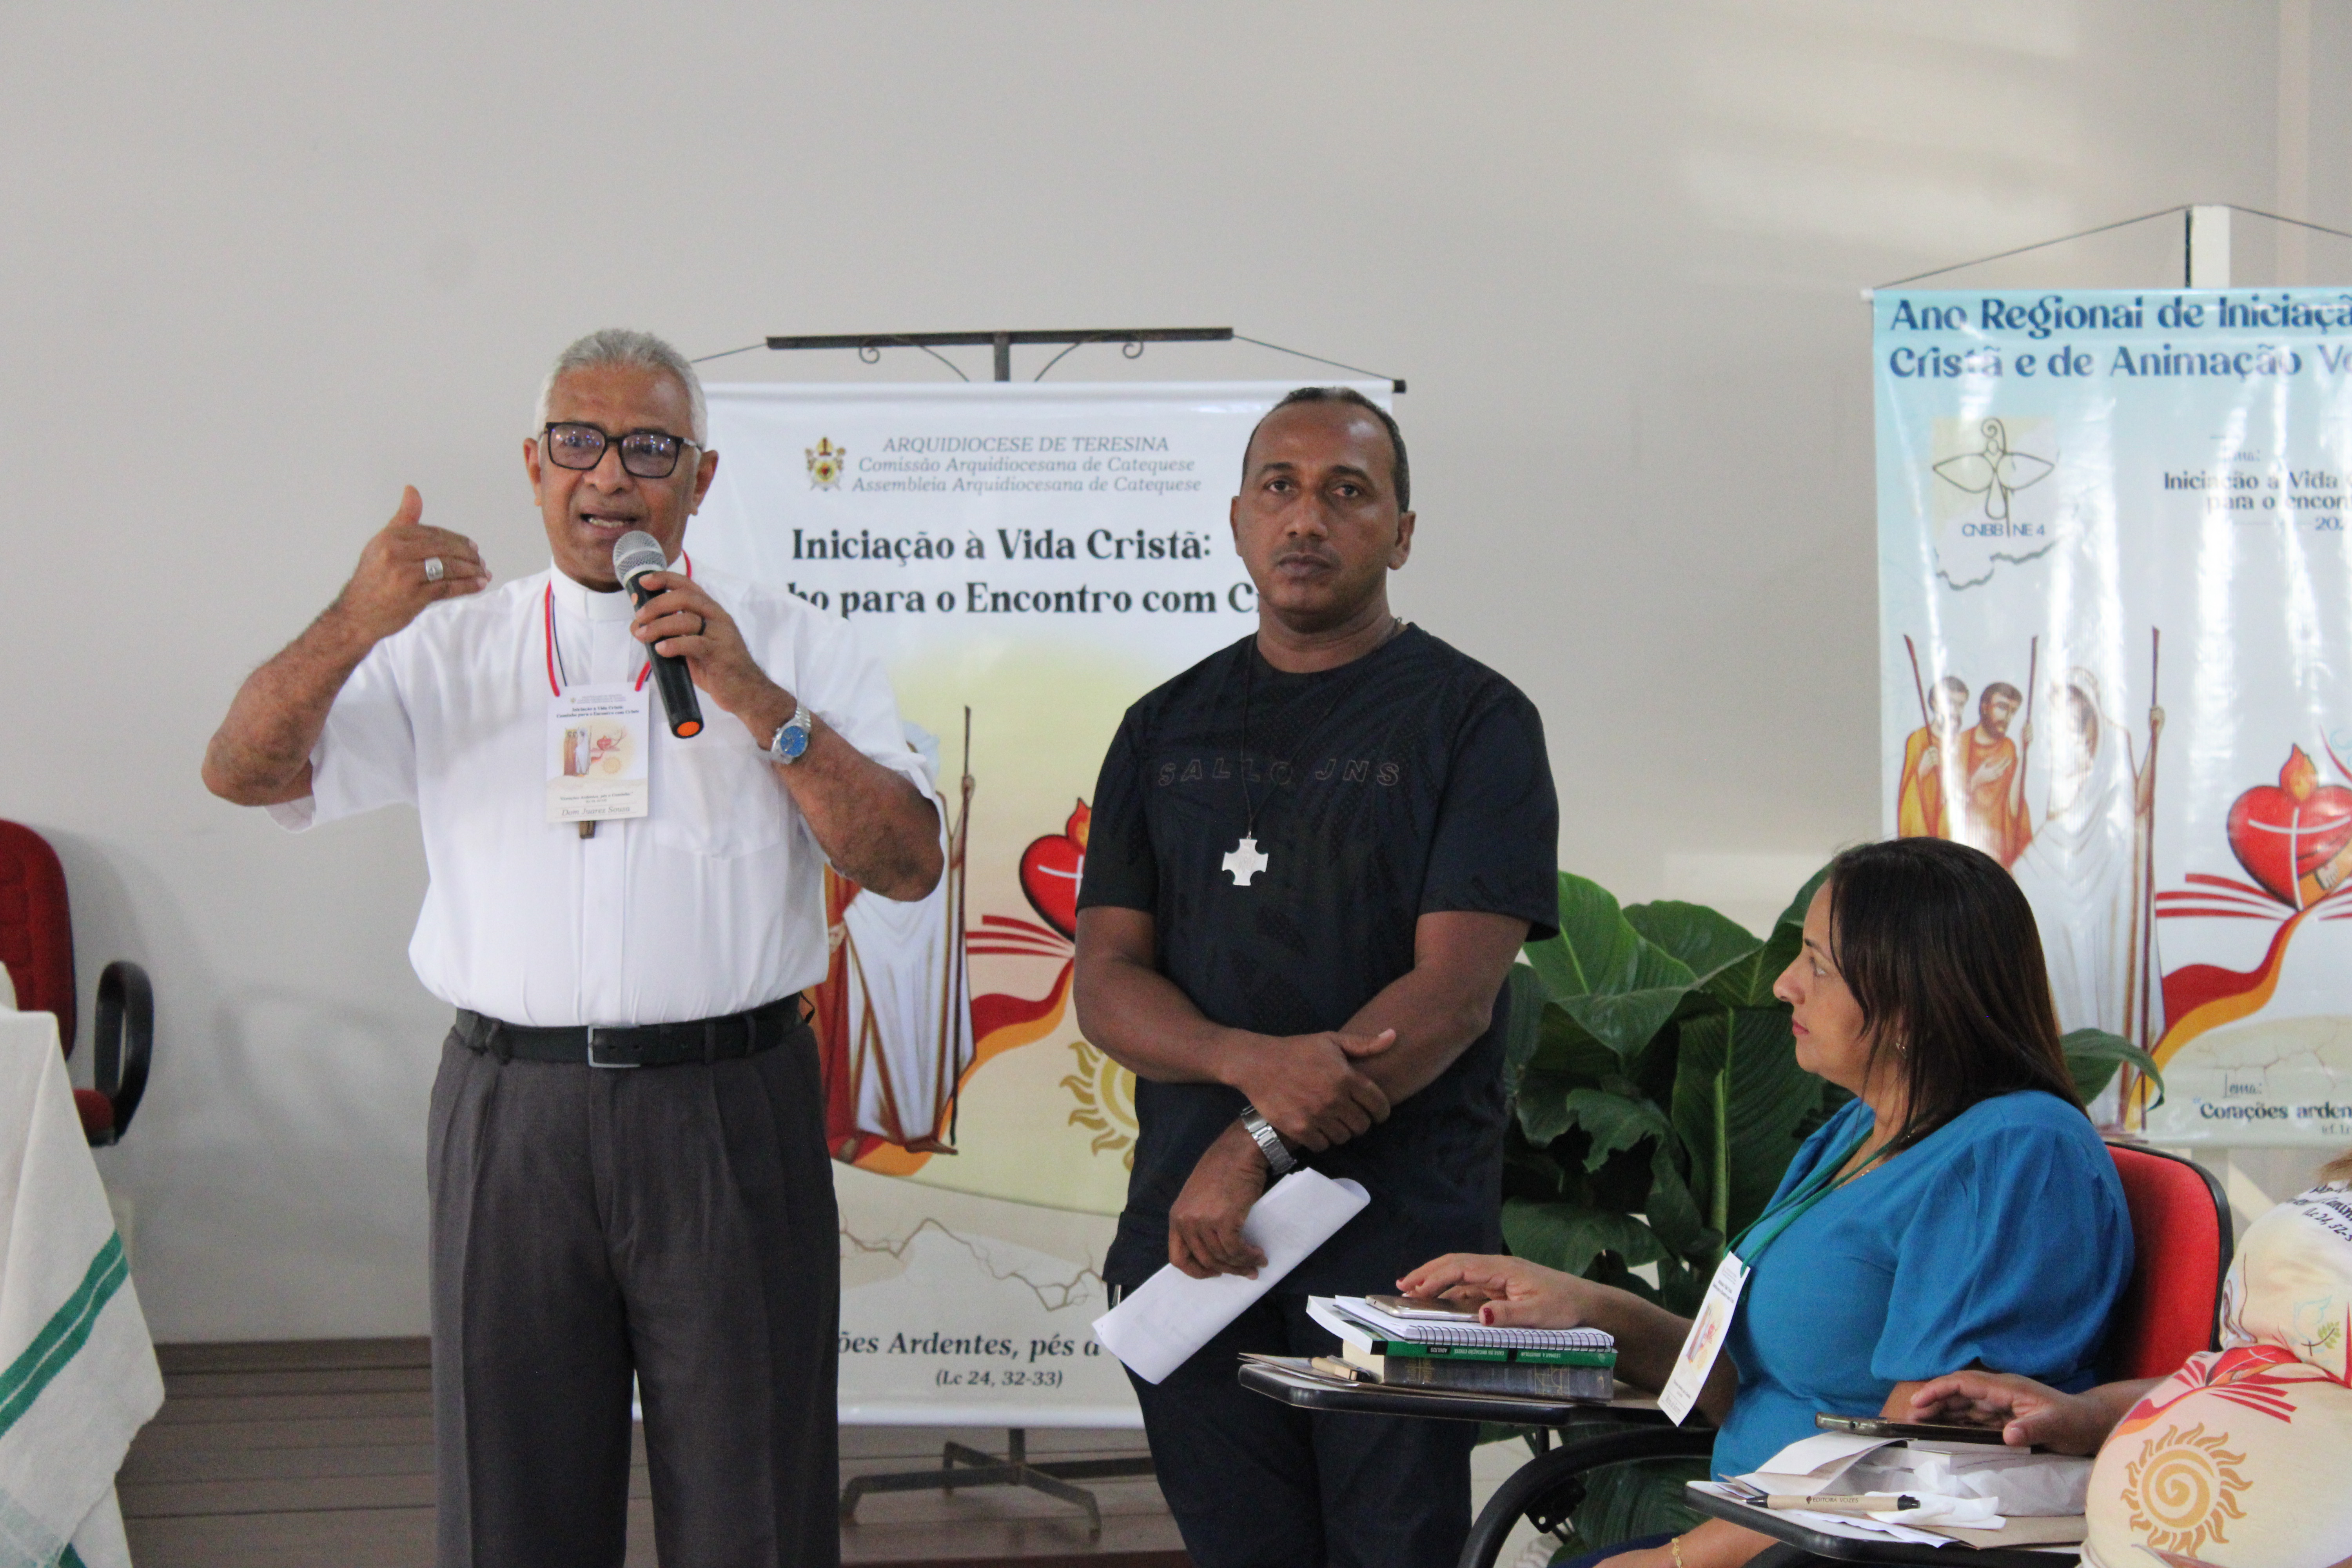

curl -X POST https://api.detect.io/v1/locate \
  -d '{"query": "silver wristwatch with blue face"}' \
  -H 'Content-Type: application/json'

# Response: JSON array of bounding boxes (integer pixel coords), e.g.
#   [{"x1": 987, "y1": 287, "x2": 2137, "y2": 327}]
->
[{"x1": 767, "y1": 701, "x2": 813, "y2": 765}]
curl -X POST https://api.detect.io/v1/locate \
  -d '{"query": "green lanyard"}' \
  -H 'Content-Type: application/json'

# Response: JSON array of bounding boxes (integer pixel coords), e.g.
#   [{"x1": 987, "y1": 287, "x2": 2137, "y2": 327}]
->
[{"x1": 1728, "y1": 1123, "x2": 1890, "y2": 1267}]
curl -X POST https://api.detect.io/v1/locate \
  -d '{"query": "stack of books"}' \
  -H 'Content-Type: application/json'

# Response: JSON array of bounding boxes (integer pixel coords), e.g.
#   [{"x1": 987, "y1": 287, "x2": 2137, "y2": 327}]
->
[{"x1": 1305, "y1": 1296, "x2": 1617, "y2": 1400}]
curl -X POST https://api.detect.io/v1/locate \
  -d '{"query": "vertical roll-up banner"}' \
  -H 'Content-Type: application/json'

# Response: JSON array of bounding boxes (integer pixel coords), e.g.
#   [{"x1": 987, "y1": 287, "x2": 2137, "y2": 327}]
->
[
  {"x1": 691, "y1": 381, "x2": 1386, "y2": 1424},
  {"x1": 1876, "y1": 289, "x2": 2352, "y2": 1148}
]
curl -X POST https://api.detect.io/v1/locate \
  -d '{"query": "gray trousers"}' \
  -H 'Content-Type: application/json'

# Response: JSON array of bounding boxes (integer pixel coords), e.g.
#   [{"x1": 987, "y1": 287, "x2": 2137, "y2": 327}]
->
[{"x1": 426, "y1": 1016, "x2": 839, "y2": 1568}]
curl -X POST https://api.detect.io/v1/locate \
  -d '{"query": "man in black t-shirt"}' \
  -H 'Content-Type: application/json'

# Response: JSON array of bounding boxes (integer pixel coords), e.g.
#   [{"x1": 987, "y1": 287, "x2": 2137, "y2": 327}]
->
[{"x1": 1074, "y1": 389, "x2": 1559, "y2": 1568}]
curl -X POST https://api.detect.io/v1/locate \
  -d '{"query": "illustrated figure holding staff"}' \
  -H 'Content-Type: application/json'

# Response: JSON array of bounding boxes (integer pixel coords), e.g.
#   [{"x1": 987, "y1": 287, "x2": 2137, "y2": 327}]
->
[
  {"x1": 2011, "y1": 657, "x2": 2165, "y2": 1040},
  {"x1": 1894, "y1": 635, "x2": 2033, "y2": 867},
  {"x1": 1896, "y1": 639, "x2": 1967, "y2": 840}
]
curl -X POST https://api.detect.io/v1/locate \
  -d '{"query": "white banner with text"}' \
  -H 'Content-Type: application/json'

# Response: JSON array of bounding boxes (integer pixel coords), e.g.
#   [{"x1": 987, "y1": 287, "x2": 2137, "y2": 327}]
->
[
  {"x1": 1877, "y1": 289, "x2": 2352, "y2": 1147},
  {"x1": 692, "y1": 381, "x2": 1383, "y2": 1422}
]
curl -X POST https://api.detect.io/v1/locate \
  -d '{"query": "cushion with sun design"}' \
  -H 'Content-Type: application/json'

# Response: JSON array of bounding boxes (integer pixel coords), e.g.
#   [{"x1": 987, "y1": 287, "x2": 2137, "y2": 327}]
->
[{"x1": 2084, "y1": 1181, "x2": 2352, "y2": 1566}]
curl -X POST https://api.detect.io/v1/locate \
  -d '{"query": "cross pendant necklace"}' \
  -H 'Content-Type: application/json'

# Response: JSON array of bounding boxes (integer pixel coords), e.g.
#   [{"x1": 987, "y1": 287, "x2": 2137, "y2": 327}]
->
[{"x1": 1221, "y1": 834, "x2": 1270, "y2": 887}]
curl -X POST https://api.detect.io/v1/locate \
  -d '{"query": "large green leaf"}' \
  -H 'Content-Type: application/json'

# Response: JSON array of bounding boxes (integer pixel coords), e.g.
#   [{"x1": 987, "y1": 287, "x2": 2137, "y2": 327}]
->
[
  {"x1": 1501, "y1": 962, "x2": 1549, "y2": 1096},
  {"x1": 1526, "y1": 875, "x2": 1699, "y2": 1060},
  {"x1": 1560, "y1": 1088, "x2": 1675, "y2": 1173},
  {"x1": 2061, "y1": 1027, "x2": 2167, "y2": 1109},
  {"x1": 1524, "y1": 874, "x2": 1637, "y2": 1000},
  {"x1": 1563, "y1": 987, "x2": 1694, "y2": 1063},
  {"x1": 1641, "y1": 1145, "x2": 1718, "y2": 1261},
  {"x1": 1529, "y1": 1000, "x2": 1620, "y2": 1081},
  {"x1": 1671, "y1": 1007, "x2": 1824, "y2": 1244},
  {"x1": 1514, "y1": 1069, "x2": 1581, "y2": 1146},
  {"x1": 1624, "y1": 901, "x2": 1762, "y2": 990},
  {"x1": 1502, "y1": 1197, "x2": 1664, "y2": 1276}
]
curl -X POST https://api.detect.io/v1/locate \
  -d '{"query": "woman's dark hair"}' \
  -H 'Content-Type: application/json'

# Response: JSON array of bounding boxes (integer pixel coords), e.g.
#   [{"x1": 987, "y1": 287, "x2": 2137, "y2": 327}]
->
[{"x1": 1822, "y1": 837, "x2": 2080, "y2": 1152}]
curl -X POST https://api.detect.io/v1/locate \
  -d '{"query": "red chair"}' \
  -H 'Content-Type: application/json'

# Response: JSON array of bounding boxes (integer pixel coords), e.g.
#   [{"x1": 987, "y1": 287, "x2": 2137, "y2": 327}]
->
[
  {"x1": 2102, "y1": 1140, "x2": 2232, "y2": 1379},
  {"x1": 0, "y1": 821, "x2": 152, "y2": 1145}
]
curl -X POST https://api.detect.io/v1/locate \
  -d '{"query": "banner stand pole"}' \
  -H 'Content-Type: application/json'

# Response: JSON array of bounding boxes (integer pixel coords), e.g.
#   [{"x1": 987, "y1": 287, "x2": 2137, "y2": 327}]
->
[{"x1": 733, "y1": 325, "x2": 1408, "y2": 392}]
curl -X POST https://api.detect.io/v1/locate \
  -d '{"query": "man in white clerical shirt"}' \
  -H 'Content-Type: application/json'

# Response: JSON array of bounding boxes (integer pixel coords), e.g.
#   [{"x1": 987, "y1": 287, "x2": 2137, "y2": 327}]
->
[{"x1": 203, "y1": 330, "x2": 943, "y2": 1568}]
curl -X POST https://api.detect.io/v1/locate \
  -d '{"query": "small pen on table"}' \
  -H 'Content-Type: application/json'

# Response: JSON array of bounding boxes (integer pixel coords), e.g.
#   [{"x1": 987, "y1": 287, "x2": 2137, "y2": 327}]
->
[{"x1": 1765, "y1": 1494, "x2": 1919, "y2": 1514}]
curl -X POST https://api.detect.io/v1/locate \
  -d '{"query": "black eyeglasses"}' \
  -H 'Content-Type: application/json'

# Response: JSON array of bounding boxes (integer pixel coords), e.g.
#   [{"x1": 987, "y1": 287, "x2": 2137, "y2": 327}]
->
[{"x1": 541, "y1": 423, "x2": 698, "y2": 479}]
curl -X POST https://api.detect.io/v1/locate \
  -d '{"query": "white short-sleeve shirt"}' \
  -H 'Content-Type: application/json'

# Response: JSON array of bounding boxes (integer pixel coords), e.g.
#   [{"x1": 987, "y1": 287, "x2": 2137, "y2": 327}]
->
[{"x1": 270, "y1": 561, "x2": 932, "y2": 1026}]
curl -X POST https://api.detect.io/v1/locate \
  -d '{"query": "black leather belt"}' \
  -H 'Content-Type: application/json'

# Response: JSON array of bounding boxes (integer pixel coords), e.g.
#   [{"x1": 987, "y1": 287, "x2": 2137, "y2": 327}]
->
[{"x1": 455, "y1": 995, "x2": 809, "y2": 1069}]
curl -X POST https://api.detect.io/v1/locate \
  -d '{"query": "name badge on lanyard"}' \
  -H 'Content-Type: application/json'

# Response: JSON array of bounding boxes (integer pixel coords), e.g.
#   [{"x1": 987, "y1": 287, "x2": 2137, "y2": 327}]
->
[
  {"x1": 541, "y1": 581, "x2": 655, "y2": 827},
  {"x1": 1656, "y1": 1125, "x2": 1880, "y2": 1426},
  {"x1": 546, "y1": 684, "x2": 651, "y2": 824}
]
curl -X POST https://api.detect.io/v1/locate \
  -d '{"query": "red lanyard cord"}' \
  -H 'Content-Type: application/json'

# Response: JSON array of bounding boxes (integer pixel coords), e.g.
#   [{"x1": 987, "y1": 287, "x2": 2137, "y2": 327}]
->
[{"x1": 541, "y1": 554, "x2": 692, "y2": 697}]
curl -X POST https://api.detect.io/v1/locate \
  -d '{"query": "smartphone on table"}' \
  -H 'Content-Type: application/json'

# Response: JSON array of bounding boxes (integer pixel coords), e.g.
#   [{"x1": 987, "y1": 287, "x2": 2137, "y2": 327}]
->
[
  {"x1": 1364, "y1": 1294, "x2": 1486, "y2": 1319},
  {"x1": 1814, "y1": 1414, "x2": 2017, "y2": 1446}
]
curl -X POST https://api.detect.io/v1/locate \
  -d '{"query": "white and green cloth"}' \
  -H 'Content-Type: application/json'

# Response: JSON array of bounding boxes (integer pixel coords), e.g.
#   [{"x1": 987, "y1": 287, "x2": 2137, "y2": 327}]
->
[{"x1": 0, "y1": 1014, "x2": 161, "y2": 1568}]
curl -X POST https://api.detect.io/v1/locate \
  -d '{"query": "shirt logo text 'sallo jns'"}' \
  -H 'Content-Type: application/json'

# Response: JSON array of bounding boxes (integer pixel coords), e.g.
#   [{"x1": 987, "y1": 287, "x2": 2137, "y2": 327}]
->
[{"x1": 1155, "y1": 753, "x2": 1400, "y2": 788}]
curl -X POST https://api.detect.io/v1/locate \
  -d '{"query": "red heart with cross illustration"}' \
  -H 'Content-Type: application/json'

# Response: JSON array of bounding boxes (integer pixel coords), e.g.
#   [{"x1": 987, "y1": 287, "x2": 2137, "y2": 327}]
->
[
  {"x1": 1018, "y1": 800, "x2": 1091, "y2": 937},
  {"x1": 2225, "y1": 746, "x2": 2352, "y2": 908}
]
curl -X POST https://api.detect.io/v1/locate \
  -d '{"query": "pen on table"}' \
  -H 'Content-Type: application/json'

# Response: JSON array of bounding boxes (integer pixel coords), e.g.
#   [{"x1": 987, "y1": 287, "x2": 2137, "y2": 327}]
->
[{"x1": 1765, "y1": 1494, "x2": 1919, "y2": 1514}]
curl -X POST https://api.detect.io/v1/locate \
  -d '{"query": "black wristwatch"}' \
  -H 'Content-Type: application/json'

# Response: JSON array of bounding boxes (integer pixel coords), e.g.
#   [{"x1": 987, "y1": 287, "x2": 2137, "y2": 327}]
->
[{"x1": 1238, "y1": 1105, "x2": 1298, "y2": 1176}]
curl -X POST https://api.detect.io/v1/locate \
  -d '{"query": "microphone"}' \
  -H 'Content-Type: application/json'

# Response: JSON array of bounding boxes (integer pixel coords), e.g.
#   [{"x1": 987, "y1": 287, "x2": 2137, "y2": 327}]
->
[{"x1": 613, "y1": 531, "x2": 704, "y2": 739}]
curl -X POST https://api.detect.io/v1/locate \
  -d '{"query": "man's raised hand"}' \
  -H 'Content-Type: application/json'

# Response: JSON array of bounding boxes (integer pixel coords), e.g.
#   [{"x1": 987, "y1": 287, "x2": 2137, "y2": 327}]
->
[
  {"x1": 1231, "y1": 1029, "x2": 1394, "y2": 1151},
  {"x1": 335, "y1": 487, "x2": 490, "y2": 643}
]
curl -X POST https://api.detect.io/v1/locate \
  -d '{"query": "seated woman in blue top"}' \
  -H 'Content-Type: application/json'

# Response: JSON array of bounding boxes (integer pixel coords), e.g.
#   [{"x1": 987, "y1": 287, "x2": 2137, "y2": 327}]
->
[{"x1": 1403, "y1": 837, "x2": 2132, "y2": 1568}]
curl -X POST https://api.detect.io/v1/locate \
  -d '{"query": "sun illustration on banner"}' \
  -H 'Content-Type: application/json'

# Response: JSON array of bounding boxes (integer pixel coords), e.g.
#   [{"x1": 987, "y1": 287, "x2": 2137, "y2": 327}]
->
[
  {"x1": 806, "y1": 437, "x2": 846, "y2": 490},
  {"x1": 1061, "y1": 1040, "x2": 1139, "y2": 1167}
]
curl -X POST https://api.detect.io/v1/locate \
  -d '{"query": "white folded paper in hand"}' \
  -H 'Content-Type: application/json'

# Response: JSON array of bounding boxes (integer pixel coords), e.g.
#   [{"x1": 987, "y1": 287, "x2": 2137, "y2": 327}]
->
[{"x1": 1091, "y1": 1170, "x2": 1370, "y2": 1384}]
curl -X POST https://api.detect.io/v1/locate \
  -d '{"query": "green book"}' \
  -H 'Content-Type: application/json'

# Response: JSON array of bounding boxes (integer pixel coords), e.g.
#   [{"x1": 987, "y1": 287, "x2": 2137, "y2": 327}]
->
[{"x1": 1336, "y1": 1342, "x2": 1617, "y2": 1399}]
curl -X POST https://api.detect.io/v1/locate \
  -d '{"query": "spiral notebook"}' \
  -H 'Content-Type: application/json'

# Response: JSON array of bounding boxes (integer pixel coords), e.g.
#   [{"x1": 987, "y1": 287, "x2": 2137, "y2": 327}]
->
[{"x1": 1328, "y1": 1296, "x2": 1615, "y2": 1350}]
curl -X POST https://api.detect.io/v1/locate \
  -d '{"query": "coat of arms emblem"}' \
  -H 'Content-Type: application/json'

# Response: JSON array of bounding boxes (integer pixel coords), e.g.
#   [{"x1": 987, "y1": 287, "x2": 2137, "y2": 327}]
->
[{"x1": 806, "y1": 437, "x2": 846, "y2": 490}]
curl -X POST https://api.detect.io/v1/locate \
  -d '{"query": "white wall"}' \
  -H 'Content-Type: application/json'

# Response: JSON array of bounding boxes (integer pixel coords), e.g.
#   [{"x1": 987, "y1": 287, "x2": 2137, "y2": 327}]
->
[{"x1": 4, "y1": 1, "x2": 2344, "y2": 1340}]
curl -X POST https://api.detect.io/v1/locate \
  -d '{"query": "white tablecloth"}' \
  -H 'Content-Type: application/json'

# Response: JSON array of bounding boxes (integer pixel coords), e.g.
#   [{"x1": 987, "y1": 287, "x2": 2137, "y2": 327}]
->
[{"x1": 0, "y1": 1011, "x2": 161, "y2": 1567}]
